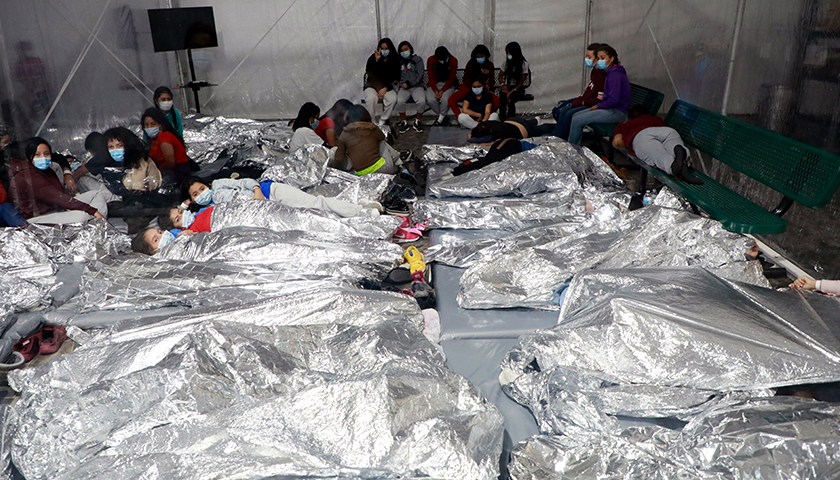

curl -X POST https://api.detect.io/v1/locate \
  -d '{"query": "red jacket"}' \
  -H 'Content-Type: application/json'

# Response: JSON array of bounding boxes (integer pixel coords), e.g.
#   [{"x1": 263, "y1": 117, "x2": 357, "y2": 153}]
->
[
  {"x1": 186, "y1": 206, "x2": 214, "y2": 233},
  {"x1": 427, "y1": 55, "x2": 458, "y2": 92},
  {"x1": 613, "y1": 114, "x2": 665, "y2": 155},
  {"x1": 463, "y1": 59, "x2": 496, "y2": 90},
  {"x1": 8, "y1": 158, "x2": 97, "y2": 218},
  {"x1": 0, "y1": 182, "x2": 6, "y2": 204},
  {"x1": 572, "y1": 68, "x2": 607, "y2": 108}
]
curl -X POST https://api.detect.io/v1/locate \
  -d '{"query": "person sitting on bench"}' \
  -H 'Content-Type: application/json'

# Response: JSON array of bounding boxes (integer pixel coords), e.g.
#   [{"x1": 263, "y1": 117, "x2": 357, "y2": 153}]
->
[
  {"x1": 612, "y1": 105, "x2": 703, "y2": 185},
  {"x1": 467, "y1": 116, "x2": 553, "y2": 143},
  {"x1": 452, "y1": 138, "x2": 538, "y2": 176},
  {"x1": 567, "y1": 43, "x2": 630, "y2": 145},
  {"x1": 550, "y1": 43, "x2": 605, "y2": 140},
  {"x1": 790, "y1": 276, "x2": 840, "y2": 295}
]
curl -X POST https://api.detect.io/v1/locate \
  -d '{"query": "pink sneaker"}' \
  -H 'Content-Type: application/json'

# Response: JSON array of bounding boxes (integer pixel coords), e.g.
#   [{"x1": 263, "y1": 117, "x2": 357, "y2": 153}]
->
[{"x1": 392, "y1": 215, "x2": 428, "y2": 243}]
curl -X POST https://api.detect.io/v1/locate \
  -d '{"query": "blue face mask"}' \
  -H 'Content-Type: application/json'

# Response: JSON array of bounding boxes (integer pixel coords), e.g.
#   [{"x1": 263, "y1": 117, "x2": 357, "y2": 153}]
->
[
  {"x1": 109, "y1": 148, "x2": 125, "y2": 162},
  {"x1": 194, "y1": 188, "x2": 214, "y2": 206},
  {"x1": 157, "y1": 230, "x2": 175, "y2": 250},
  {"x1": 584, "y1": 57, "x2": 594, "y2": 68},
  {"x1": 507, "y1": 54, "x2": 513, "y2": 61},
  {"x1": 180, "y1": 210, "x2": 195, "y2": 229},
  {"x1": 145, "y1": 127, "x2": 160, "y2": 138},
  {"x1": 380, "y1": 49, "x2": 389, "y2": 57},
  {"x1": 476, "y1": 57, "x2": 486, "y2": 64},
  {"x1": 597, "y1": 59, "x2": 609, "y2": 70},
  {"x1": 33, "y1": 156, "x2": 51, "y2": 170},
  {"x1": 310, "y1": 119, "x2": 319, "y2": 130},
  {"x1": 400, "y1": 50, "x2": 411, "y2": 59},
  {"x1": 472, "y1": 87, "x2": 483, "y2": 95}
]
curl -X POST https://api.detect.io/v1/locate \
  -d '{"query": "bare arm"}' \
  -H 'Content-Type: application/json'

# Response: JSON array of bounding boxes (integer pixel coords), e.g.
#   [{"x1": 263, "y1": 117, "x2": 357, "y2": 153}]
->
[
  {"x1": 159, "y1": 142, "x2": 177, "y2": 170},
  {"x1": 612, "y1": 134, "x2": 625, "y2": 149},
  {"x1": 324, "y1": 128, "x2": 337, "y2": 147}
]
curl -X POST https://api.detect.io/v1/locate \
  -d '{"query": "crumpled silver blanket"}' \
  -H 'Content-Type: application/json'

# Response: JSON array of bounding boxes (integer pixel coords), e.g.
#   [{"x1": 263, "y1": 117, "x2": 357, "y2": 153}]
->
[
  {"x1": 508, "y1": 397, "x2": 840, "y2": 480},
  {"x1": 306, "y1": 168, "x2": 394, "y2": 206},
  {"x1": 182, "y1": 115, "x2": 292, "y2": 168},
  {"x1": 260, "y1": 143, "x2": 330, "y2": 190},
  {"x1": 427, "y1": 145, "x2": 580, "y2": 199},
  {"x1": 209, "y1": 199, "x2": 400, "y2": 240},
  {"x1": 25, "y1": 220, "x2": 131, "y2": 263},
  {"x1": 10, "y1": 288, "x2": 503, "y2": 480},
  {"x1": 156, "y1": 226, "x2": 402, "y2": 284},
  {"x1": 458, "y1": 206, "x2": 766, "y2": 310},
  {"x1": 500, "y1": 267, "x2": 840, "y2": 436}
]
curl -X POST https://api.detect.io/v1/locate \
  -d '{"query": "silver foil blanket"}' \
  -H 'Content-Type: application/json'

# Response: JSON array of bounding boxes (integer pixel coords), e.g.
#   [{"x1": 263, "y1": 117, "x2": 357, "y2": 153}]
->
[
  {"x1": 457, "y1": 206, "x2": 766, "y2": 310},
  {"x1": 306, "y1": 168, "x2": 394, "y2": 206},
  {"x1": 182, "y1": 115, "x2": 293, "y2": 168},
  {"x1": 426, "y1": 145, "x2": 580, "y2": 199},
  {"x1": 209, "y1": 199, "x2": 401, "y2": 240},
  {"x1": 508, "y1": 397, "x2": 840, "y2": 480},
  {"x1": 500, "y1": 267, "x2": 840, "y2": 436},
  {"x1": 24, "y1": 220, "x2": 131, "y2": 263},
  {"x1": 259, "y1": 143, "x2": 329, "y2": 190},
  {"x1": 155, "y1": 226, "x2": 401, "y2": 284},
  {"x1": 10, "y1": 290, "x2": 504, "y2": 480}
]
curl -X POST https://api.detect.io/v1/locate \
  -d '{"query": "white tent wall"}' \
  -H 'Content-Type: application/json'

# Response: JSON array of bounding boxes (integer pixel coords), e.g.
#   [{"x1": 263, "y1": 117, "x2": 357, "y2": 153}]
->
[
  {"x1": 173, "y1": 0, "x2": 585, "y2": 118},
  {"x1": 0, "y1": 0, "x2": 172, "y2": 144}
]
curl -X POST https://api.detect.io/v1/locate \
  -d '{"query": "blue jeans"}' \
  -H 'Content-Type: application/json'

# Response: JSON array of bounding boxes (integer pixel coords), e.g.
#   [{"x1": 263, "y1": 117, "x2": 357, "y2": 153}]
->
[
  {"x1": 551, "y1": 104, "x2": 588, "y2": 140},
  {"x1": 567, "y1": 108, "x2": 627, "y2": 145},
  {"x1": 0, "y1": 203, "x2": 27, "y2": 227}
]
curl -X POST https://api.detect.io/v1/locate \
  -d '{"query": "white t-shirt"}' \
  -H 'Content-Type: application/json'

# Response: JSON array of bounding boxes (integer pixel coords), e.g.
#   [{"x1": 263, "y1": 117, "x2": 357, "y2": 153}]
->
[
  {"x1": 289, "y1": 128, "x2": 324, "y2": 151},
  {"x1": 501, "y1": 59, "x2": 530, "y2": 86}
]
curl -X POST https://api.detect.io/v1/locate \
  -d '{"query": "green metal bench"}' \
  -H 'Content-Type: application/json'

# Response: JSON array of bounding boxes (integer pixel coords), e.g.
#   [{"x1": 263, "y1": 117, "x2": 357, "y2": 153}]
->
[
  {"x1": 631, "y1": 100, "x2": 840, "y2": 234},
  {"x1": 362, "y1": 68, "x2": 533, "y2": 106},
  {"x1": 589, "y1": 83, "x2": 665, "y2": 162}
]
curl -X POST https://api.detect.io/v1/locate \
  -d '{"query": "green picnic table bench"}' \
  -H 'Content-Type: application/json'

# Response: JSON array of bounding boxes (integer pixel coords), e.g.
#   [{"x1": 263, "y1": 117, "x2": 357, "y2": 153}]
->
[
  {"x1": 631, "y1": 100, "x2": 840, "y2": 234},
  {"x1": 589, "y1": 83, "x2": 665, "y2": 163}
]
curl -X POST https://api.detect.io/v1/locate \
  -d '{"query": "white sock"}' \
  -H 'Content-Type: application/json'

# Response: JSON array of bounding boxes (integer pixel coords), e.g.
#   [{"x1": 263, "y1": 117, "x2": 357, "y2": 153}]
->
[{"x1": 437, "y1": 114, "x2": 445, "y2": 122}]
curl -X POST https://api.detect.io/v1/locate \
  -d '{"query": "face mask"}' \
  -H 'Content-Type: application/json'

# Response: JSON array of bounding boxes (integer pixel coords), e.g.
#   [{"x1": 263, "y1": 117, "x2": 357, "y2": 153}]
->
[
  {"x1": 158, "y1": 230, "x2": 175, "y2": 250},
  {"x1": 194, "y1": 188, "x2": 214, "y2": 206},
  {"x1": 180, "y1": 210, "x2": 195, "y2": 229},
  {"x1": 158, "y1": 100, "x2": 173, "y2": 112},
  {"x1": 33, "y1": 156, "x2": 51, "y2": 170},
  {"x1": 597, "y1": 59, "x2": 609, "y2": 70},
  {"x1": 310, "y1": 119, "x2": 319, "y2": 130},
  {"x1": 109, "y1": 148, "x2": 125, "y2": 162},
  {"x1": 584, "y1": 58, "x2": 594, "y2": 68},
  {"x1": 145, "y1": 127, "x2": 160, "y2": 138},
  {"x1": 476, "y1": 57, "x2": 486, "y2": 64},
  {"x1": 400, "y1": 50, "x2": 411, "y2": 59},
  {"x1": 439, "y1": 59, "x2": 445, "y2": 64},
  {"x1": 507, "y1": 54, "x2": 513, "y2": 60},
  {"x1": 472, "y1": 87, "x2": 483, "y2": 95},
  {"x1": 380, "y1": 49, "x2": 390, "y2": 57}
]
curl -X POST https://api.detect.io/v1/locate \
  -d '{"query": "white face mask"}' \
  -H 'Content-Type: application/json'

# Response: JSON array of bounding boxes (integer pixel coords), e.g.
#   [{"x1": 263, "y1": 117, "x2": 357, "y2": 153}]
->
[
  {"x1": 158, "y1": 100, "x2": 174, "y2": 112},
  {"x1": 180, "y1": 210, "x2": 195, "y2": 229},
  {"x1": 158, "y1": 230, "x2": 175, "y2": 250}
]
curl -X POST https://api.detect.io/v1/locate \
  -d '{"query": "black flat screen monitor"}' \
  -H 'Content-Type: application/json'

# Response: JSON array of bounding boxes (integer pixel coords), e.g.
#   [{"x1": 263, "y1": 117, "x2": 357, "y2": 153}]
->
[{"x1": 148, "y1": 7, "x2": 218, "y2": 53}]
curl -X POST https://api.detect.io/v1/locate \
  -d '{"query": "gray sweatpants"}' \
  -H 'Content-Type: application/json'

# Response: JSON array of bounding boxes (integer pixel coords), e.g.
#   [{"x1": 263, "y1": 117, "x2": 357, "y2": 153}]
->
[
  {"x1": 363, "y1": 87, "x2": 397, "y2": 122},
  {"x1": 28, "y1": 189, "x2": 109, "y2": 224},
  {"x1": 397, "y1": 86, "x2": 427, "y2": 115},
  {"x1": 632, "y1": 126, "x2": 686, "y2": 175},
  {"x1": 425, "y1": 82, "x2": 454, "y2": 116}
]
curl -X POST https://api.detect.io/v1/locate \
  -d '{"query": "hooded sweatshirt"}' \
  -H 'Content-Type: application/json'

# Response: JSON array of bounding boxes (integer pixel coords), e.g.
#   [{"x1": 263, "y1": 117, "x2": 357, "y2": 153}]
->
[
  {"x1": 333, "y1": 122, "x2": 386, "y2": 173},
  {"x1": 8, "y1": 158, "x2": 97, "y2": 218},
  {"x1": 596, "y1": 64, "x2": 631, "y2": 113},
  {"x1": 572, "y1": 68, "x2": 607, "y2": 108},
  {"x1": 399, "y1": 53, "x2": 425, "y2": 89}
]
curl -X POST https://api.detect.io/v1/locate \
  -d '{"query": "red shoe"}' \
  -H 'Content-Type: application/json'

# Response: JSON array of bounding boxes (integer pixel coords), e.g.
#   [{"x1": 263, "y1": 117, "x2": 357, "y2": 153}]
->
[
  {"x1": 14, "y1": 336, "x2": 39, "y2": 362},
  {"x1": 38, "y1": 326, "x2": 67, "y2": 355}
]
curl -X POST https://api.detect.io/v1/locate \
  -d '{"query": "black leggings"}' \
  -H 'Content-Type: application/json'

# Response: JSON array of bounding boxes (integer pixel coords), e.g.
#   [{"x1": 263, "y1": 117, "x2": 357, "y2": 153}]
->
[
  {"x1": 499, "y1": 88, "x2": 526, "y2": 119},
  {"x1": 452, "y1": 138, "x2": 523, "y2": 176}
]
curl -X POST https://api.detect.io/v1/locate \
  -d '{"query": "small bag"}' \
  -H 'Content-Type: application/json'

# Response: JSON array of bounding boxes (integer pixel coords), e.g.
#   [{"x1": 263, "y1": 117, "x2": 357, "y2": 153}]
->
[{"x1": 122, "y1": 157, "x2": 162, "y2": 191}]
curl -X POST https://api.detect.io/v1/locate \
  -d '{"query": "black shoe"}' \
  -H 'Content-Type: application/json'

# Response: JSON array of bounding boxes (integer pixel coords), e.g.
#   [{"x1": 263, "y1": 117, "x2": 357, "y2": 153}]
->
[
  {"x1": 412, "y1": 119, "x2": 423, "y2": 132},
  {"x1": 432, "y1": 120, "x2": 442, "y2": 126},
  {"x1": 672, "y1": 145, "x2": 704, "y2": 185},
  {"x1": 441, "y1": 116, "x2": 451, "y2": 126},
  {"x1": 399, "y1": 149, "x2": 413, "y2": 163},
  {"x1": 397, "y1": 121, "x2": 411, "y2": 133},
  {"x1": 628, "y1": 193, "x2": 645, "y2": 211}
]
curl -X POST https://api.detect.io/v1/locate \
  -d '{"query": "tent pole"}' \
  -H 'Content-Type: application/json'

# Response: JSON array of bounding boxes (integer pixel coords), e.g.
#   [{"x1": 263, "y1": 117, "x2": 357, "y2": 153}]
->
[
  {"x1": 375, "y1": 0, "x2": 382, "y2": 39},
  {"x1": 721, "y1": 0, "x2": 746, "y2": 115},
  {"x1": 582, "y1": 0, "x2": 592, "y2": 91}
]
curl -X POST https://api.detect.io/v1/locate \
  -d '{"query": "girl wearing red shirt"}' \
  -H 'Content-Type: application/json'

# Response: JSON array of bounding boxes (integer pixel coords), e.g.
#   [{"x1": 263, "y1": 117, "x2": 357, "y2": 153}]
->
[{"x1": 141, "y1": 107, "x2": 190, "y2": 181}]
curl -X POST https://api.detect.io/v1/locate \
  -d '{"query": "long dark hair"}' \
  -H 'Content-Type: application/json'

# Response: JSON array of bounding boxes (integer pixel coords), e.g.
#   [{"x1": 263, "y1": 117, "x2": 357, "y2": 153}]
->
[
  {"x1": 24, "y1": 137, "x2": 51, "y2": 162},
  {"x1": 103, "y1": 127, "x2": 148, "y2": 170},
  {"x1": 398, "y1": 40, "x2": 414, "y2": 61},
  {"x1": 181, "y1": 175, "x2": 210, "y2": 207},
  {"x1": 323, "y1": 99, "x2": 353, "y2": 136},
  {"x1": 141, "y1": 107, "x2": 184, "y2": 145},
  {"x1": 84, "y1": 132, "x2": 107, "y2": 154},
  {"x1": 596, "y1": 44, "x2": 620, "y2": 65},
  {"x1": 378, "y1": 37, "x2": 397, "y2": 62},
  {"x1": 292, "y1": 102, "x2": 320, "y2": 131},
  {"x1": 504, "y1": 42, "x2": 526, "y2": 80},
  {"x1": 435, "y1": 46, "x2": 450, "y2": 62},
  {"x1": 467, "y1": 44, "x2": 491, "y2": 81},
  {"x1": 345, "y1": 104, "x2": 372, "y2": 125}
]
